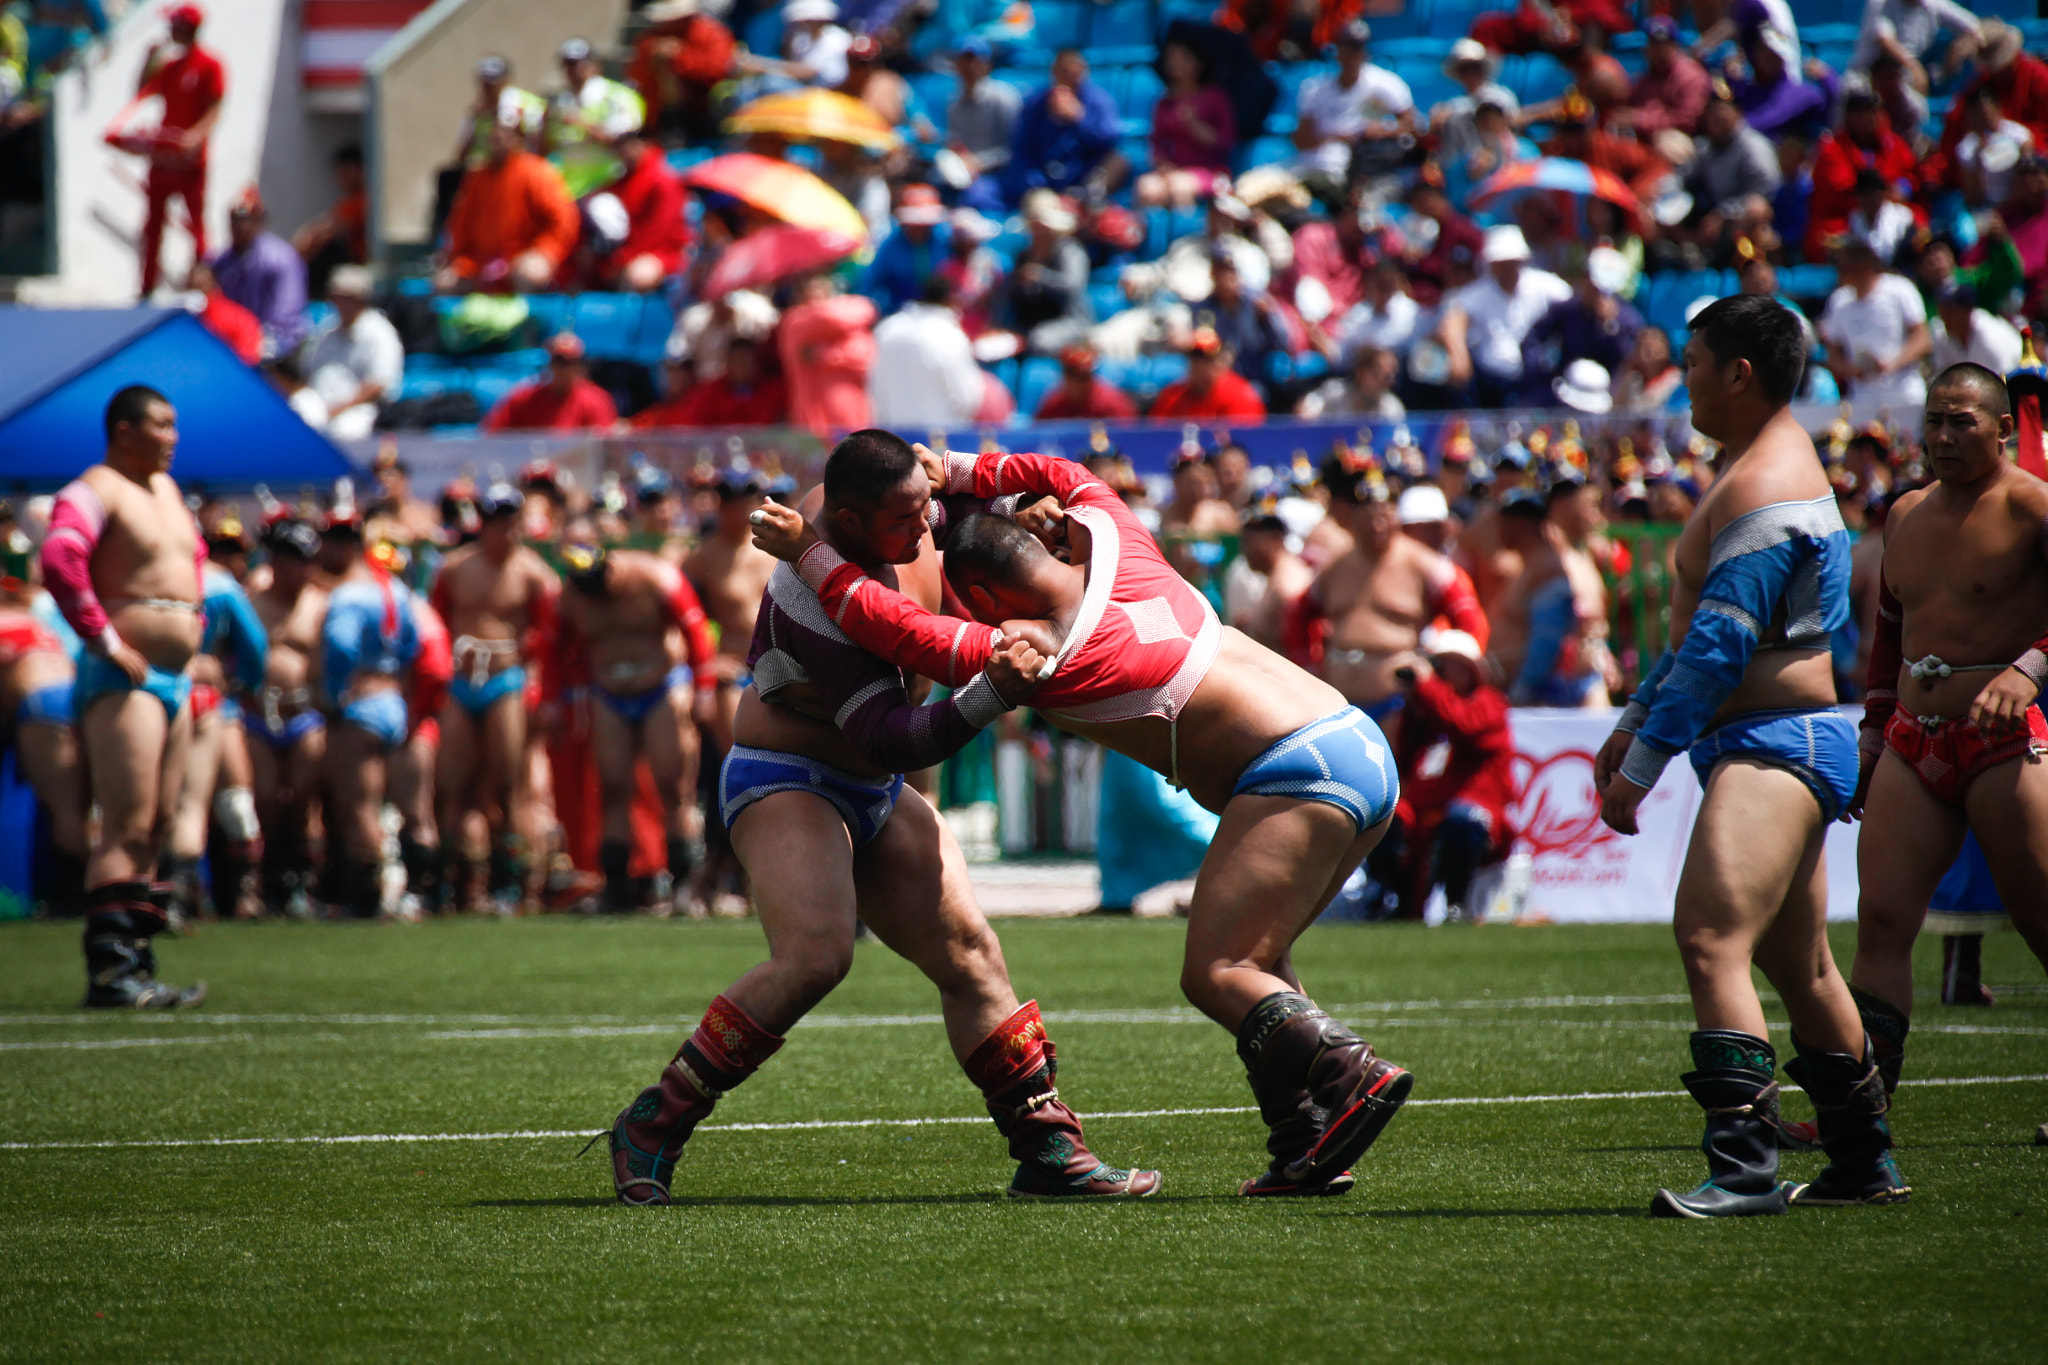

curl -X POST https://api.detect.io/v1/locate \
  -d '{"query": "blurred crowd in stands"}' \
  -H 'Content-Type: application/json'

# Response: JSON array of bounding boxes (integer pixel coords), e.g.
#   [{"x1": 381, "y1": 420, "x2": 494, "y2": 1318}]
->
[{"x1": 64, "y1": 0, "x2": 2043, "y2": 445}]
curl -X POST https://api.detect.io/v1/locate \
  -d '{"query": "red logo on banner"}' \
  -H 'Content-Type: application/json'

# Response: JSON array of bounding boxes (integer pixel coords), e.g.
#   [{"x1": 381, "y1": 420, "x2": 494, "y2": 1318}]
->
[{"x1": 1508, "y1": 749, "x2": 1621, "y2": 859}]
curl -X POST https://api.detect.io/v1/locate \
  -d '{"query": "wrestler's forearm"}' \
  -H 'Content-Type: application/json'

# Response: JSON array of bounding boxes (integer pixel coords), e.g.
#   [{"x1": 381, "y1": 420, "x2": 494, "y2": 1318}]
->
[
  {"x1": 798, "y1": 544, "x2": 1000, "y2": 688},
  {"x1": 842, "y1": 677, "x2": 1014, "y2": 773}
]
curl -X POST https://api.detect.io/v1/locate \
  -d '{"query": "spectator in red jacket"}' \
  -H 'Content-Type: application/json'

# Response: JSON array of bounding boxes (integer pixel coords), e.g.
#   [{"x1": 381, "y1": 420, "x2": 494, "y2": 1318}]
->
[
  {"x1": 1470, "y1": 0, "x2": 1632, "y2": 59},
  {"x1": 595, "y1": 129, "x2": 688, "y2": 292},
  {"x1": 186, "y1": 257, "x2": 263, "y2": 364},
  {"x1": 1935, "y1": 20, "x2": 2048, "y2": 181},
  {"x1": 1381, "y1": 630, "x2": 1516, "y2": 921},
  {"x1": 669, "y1": 337, "x2": 788, "y2": 426},
  {"x1": 1035, "y1": 343, "x2": 1138, "y2": 420},
  {"x1": 1807, "y1": 87, "x2": 1920, "y2": 260},
  {"x1": 1214, "y1": 0, "x2": 1361, "y2": 63},
  {"x1": 481, "y1": 333, "x2": 619, "y2": 432},
  {"x1": 1150, "y1": 328, "x2": 1268, "y2": 420},
  {"x1": 631, "y1": 0, "x2": 736, "y2": 141}
]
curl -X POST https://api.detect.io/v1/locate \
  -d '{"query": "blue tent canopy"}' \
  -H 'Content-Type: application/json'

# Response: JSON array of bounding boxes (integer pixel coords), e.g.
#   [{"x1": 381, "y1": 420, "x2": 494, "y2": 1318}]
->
[{"x1": 0, "y1": 307, "x2": 353, "y2": 488}]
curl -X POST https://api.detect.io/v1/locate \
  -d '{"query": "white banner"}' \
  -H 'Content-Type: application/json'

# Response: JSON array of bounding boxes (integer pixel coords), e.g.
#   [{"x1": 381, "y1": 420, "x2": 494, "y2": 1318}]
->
[{"x1": 1508, "y1": 709, "x2": 1860, "y2": 923}]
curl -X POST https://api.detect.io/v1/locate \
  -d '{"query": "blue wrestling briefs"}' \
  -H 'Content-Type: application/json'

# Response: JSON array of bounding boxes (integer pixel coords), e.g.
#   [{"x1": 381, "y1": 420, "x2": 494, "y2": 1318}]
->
[
  {"x1": 338, "y1": 690, "x2": 409, "y2": 748},
  {"x1": 719, "y1": 743, "x2": 904, "y2": 846},
  {"x1": 1686, "y1": 706, "x2": 1858, "y2": 823},
  {"x1": 75, "y1": 652, "x2": 191, "y2": 719},
  {"x1": 450, "y1": 665, "x2": 526, "y2": 716},
  {"x1": 596, "y1": 663, "x2": 692, "y2": 727},
  {"x1": 18, "y1": 682, "x2": 73, "y2": 728},
  {"x1": 244, "y1": 707, "x2": 324, "y2": 749},
  {"x1": 1233, "y1": 706, "x2": 1400, "y2": 832}
]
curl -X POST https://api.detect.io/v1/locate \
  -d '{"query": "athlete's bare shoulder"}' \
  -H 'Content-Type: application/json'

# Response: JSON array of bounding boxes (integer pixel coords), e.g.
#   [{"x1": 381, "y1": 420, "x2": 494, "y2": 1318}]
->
[
  {"x1": 1998, "y1": 463, "x2": 2048, "y2": 527},
  {"x1": 437, "y1": 542, "x2": 479, "y2": 574}
]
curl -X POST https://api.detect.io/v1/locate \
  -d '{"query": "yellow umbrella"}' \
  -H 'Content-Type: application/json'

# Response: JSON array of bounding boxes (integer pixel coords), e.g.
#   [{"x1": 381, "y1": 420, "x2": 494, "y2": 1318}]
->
[
  {"x1": 725, "y1": 88, "x2": 902, "y2": 152},
  {"x1": 682, "y1": 153, "x2": 870, "y2": 241}
]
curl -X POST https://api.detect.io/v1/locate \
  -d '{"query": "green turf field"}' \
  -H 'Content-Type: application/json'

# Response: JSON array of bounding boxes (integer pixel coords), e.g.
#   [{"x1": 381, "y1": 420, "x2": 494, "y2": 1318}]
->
[{"x1": 1, "y1": 914, "x2": 2043, "y2": 1363}]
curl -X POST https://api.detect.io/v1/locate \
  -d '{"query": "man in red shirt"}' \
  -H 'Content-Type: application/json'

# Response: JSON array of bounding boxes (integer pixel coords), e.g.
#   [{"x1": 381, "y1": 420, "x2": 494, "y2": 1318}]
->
[
  {"x1": 596, "y1": 129, "x2": 689, "y2": 292},
  {"x1": 668, "y1": 338, "x2": 787, "y2": 426},
  {"x1": 1379, "y1": 630, "x2": 1515, "y2": 921},
  {"x1": 133, "y1": 4, "x2": 225, "y2": 297},
  {"x1": 186, "y1": 258, "x2": 261, "y2": 364},
  {"x1": 1034, "y1": 343, "x2": 1137, "y2": 420},
  {"x1": 1807, "y1": 88, "x2": 1920, "y2": 261},
  {"x1": 1150, "y1": 328, "x2": 1267, "y2": 420},
  {"x1": 481, "y1": 334, "x2": 619, "y2": 432},
  {"x1": 1936, "y1": 21, "x2": 2048, "y2": 182}
]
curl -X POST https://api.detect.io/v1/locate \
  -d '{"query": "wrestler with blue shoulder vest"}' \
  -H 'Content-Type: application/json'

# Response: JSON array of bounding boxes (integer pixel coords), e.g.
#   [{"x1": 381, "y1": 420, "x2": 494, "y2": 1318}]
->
[{"x1": 1593, "y1": 295, "x2": 1907, "y2": 1218}]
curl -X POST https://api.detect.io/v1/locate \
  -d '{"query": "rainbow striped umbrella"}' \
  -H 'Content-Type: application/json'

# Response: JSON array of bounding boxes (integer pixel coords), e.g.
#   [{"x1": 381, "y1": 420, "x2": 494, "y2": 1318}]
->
[{"x1": 1468, "y1": 157, "x2": 1642, "y2": 234}]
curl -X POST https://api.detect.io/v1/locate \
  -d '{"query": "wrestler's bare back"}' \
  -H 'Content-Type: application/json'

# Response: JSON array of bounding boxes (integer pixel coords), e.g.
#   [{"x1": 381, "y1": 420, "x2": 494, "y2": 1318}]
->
[{"x1": 1882, "y1": 468, "x2": 2048, "y2": 722}]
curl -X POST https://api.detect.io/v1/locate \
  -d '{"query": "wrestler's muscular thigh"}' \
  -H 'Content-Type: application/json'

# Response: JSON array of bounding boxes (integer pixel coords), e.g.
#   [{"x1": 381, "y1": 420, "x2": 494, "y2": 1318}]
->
[
  {"x1": 81, "y1": 692, "x2": 171, "y2": 882},
  {"x1": 435, "y1": 703, "x2": 480, "y2": 828},
  {"x1": 328, "y1": 724, "x2": 387, "y2": 861},
  {"x1": 155, "y1": 702, "x2": 193, "y2": 867},
  {"x1": 1963, "y1": 753, "x2": 2048, "y2": 973},
  {"x1": 1851, "y1": 752, "x2": 1969, "y2": 1018},
  {"x1": 482, "y1": 691, "x2": 527, "y2": 831},
  {"x1": 589, "y1": 701, "x2": 640, "y2": 845},
  {"x1": 1182, "y1": 796, "x2": 1388, "y2": 1030},
  {"x1": 853, "y1": 788, "x2": 1018, "y2": 1063},
  {"x1": 643, "y1": 690, "x2": 702, "y2": 842},
  {"x1": 171, "y1": 707, "x2": 222, "y2": 856},
  {"x1": 1750, "y1": 821, "x2": 1862, "y2": 1055},
  {"x1": 1675, "y1": 760, "x2": 1843, "y2": 1039},
  {"x1": 291, "y1": 726, "x2": 327, "y2": 827},
  {"x1": 726, "y1": 792, "x2": 862, "y2": 1035}
]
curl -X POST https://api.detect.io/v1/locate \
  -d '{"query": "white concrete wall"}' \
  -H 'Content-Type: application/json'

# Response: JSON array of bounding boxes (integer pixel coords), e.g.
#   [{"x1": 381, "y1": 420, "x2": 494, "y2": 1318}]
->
[{"x1": 21, "y1": 0, "x2": 302, "y2": 305}]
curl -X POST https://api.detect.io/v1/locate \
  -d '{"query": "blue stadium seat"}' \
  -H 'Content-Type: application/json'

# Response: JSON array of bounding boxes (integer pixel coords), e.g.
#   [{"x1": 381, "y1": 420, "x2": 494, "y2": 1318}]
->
[
  {"x1": 981, "y1": 354, "x2": 1022, "y2": 398},
  {"x1": 1397, "y1": 61, "x2": 1461, "y2": 116},
  {"x1": 633, "y1": 297, "x2": 676, "y2": 365},
  {"x1": 1016, "y1": 356, "x2": 1062, "y2": 416},
  {"x1": 483, "y1": 348, "x2": 548, "y2": 375},
  {"x1": 1373, "y1": 37, "x2": 1442, "y2": 61},
  {"x1": 525, "y1": 294, "x2": 574, "y2": 338},
  {"x1": 1144, "y1": 352, "x2": 1189, "y2": 393},
  {"x1": 571, "y1": 294, "x2": 645, "y2": 358},
  {"x1": 1118, "y1": 64, "x2": 1166, "y2": 122},
  {"x1": 1118, "y1": 134, "x2": 1153, "y2": 174},
  {"x1": 743, "y1": 8, "x2": 783, "y2": 56},
  {"x1": 470, "y1": 372, "x2": 519, "y2": 411},
  {"x1": 395, "y1": 277, "x2": 434, "y2": 297},
  {"x1": 1431, "y1": 0, "x2": 1511, "y2": 40},
  {"x1": 1156, "y1": 0, "x2": 1212, "y2": 38},
  {"x1": 908, "y1": 71, "x2": 958, "y2": 118},
  {"x1": 1088, "y1": 280, "x2": 1126, "y2": 319},
  {"x1": 1237, "y1": 135, "x2": 1296, "y2": 174},
  {"x1": 1777, "y1": 264, "x2": 1839, "y2": 301},
  {"x1": 397, "y1": 369, "x2": 463, "y2": 402},
  {"x1": 1800, "y1": 22, "x2": 1861, "y2": 46},
  {"x1": 1272, "y1": 61, "x2": 1332, "y2": 112},
  {"x1": 1032, "y1": 0, "x2": 1090, "y2": 49},
  {"x1": 1515, "y1": 55, "x2": 1572, "y2": 106},
  {"x1": 1091, "y1": 0, "x2": 1157, "y2": 51}
]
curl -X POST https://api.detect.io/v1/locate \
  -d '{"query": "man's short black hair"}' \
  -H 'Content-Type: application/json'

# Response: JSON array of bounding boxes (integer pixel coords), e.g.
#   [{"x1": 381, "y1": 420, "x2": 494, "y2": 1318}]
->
[
  {"x1": 942, "y1": 511, "x2": 1042, "y2": 590},
  {"x1": 1929, "y1": 361, "x2": 2011, "y2": 422},
  {"x1": 105, "y1": 384, "x2": 168, "y2": 439},
  {"x1": 1687, "y1": 293, "x2": 1807, "y2": 406},
  {"x1": 824, "y1": 428, "x2": 922, "y2": 510}
]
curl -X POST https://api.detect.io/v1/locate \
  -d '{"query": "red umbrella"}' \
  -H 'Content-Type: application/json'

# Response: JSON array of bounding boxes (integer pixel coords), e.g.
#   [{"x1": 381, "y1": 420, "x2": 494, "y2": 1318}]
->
[{"x1": 701, "y1": 224, "x2": 862, "y2": 299}]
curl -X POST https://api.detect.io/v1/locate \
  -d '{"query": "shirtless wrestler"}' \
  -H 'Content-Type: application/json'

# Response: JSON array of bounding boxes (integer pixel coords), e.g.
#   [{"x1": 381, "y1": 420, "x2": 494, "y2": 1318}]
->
[
  {"x1": 1230, "y1": 511, "x2": 1313, "y2": 650},
  {"x1": 1286, "y1": 459, "x2": 1489, "y2": 725},
  {"x1": 601, "y1": 432, "x2": 1158, "y2": 1207},
  {"x1": 38, "y1": 385, "x2": 207, "y2": 1007},
  {"x1": 755, "y1": 435, "x2": 1416, "y2": 1199},
  {"x1": 0, "y1": 566, "x2": 86, "y2": 914},
  {"x1": 546, "y1": 545, "x2": 719, "y2": 912},
  {"x1": 160, "y1": 523, "x2": 268, "y2": 920},
  {"x1": 429, "y1": 483, "x2": 559, "y2": 911},
  {"x1": 683, "y1": 469, "x2": 779, "y2": 908},
  {"x1": 1844, "y1": 362, "x2": 2048, "y2": 1143},
  {"x1": 318, "y1": 520, "x2": 422, "y2": 919},
  {"x1": 247, "y1": 520, "x2": 329, "y2": 916},
  {"x1": 1493, "y1": 477, "x2": 1617, "y2": 707},
  {"x1": 1593, "y1": 296, "x2": 1903, "y2": 1218}
]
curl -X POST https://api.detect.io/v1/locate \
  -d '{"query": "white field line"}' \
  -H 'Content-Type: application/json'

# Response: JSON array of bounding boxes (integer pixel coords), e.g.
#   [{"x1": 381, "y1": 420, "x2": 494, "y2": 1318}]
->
[
  {"x1": 0, "y1": 1035, "x2": 244, "y2": 1052},
  {"x1": 2, "y1": 1074, "x2": 2043, "y2": 1152},
  {"x1": 0, "y1": 995, "x2": 1704, "y2": 1029}
]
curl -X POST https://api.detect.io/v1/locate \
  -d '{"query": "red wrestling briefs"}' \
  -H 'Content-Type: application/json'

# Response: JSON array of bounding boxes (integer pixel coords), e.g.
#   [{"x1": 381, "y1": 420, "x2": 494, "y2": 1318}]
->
[
  {"x1": 0, "y1": 613, "x2": 63, "y2": 667},
  {"x1": 1883, "y1": 702, "x2": 2048, "y2": 804}
]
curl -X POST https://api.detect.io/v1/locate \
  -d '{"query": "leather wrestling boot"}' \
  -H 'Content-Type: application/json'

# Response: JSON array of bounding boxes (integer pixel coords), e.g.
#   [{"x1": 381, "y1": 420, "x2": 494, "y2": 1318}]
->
[
  {"x1": 605, "y1": 995, "x2": 784, "y2": 1205},
  {"x1": 1785, "y1": 1036, "x2": 1910, "y2": 1207},
  {"x1": 1650, "y1": 1031, "x2": 1793, "y2": 1219},
  {"x1": 1236, "y1": 992, "x2": 1411, "y2": 1189},
  {"x1": 968, "y1": 1002, "x2": 1162, "y2": 1199}
]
